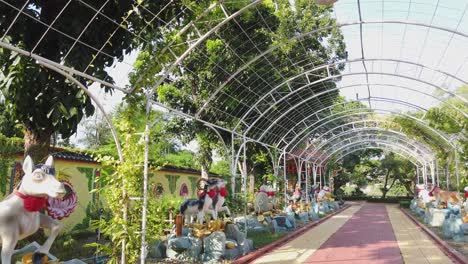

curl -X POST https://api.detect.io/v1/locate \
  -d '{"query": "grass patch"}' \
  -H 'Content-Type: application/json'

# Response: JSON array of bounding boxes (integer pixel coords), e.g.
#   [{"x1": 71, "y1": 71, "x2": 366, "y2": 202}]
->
[{"x1": 248, "y1": 229, "x2": 287, "y2": 249}]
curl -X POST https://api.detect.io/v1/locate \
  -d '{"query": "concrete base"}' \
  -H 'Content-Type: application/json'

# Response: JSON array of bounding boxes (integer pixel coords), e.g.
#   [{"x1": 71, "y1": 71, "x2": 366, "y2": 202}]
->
[{"x1": 424, "y1": 208, "x2": 450, "y2": 227}]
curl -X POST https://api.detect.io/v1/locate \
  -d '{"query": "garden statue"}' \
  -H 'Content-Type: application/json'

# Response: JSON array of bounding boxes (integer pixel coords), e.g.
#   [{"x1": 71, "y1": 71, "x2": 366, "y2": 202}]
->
[
  {"x1": 317, "y1": 186, "x2": 332, "y2": 202},
  {"x1": 287, "y1": 185, "x2": 303, "y2": 203},
  {"x1": 431, "y1": 185, "x2": 461, "y2": 208},
  {"x1": 254, "y1": 185, "x2": 276, "y2": 214},
  {"x1": 463, "y1": 187, "x2": 468, "y2": 223},
  {"x1": 416, "y1": 184, "x2": 434, "y2": 208},
  {"x1": 211, "y1": 178, "x2": 231, "y2": 219},
  {"x1": 179, "y1": 179, "x2": 217, "y2": 224},
  {"x1": 0, "y1": 156, "x2": 66, "y2": 264}
]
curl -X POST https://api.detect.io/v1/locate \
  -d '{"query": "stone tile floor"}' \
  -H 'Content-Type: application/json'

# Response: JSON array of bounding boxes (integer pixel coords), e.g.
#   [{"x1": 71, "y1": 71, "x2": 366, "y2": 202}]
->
[{"x1": 253, "y1": 203, "x2": 455, "y2": 264}]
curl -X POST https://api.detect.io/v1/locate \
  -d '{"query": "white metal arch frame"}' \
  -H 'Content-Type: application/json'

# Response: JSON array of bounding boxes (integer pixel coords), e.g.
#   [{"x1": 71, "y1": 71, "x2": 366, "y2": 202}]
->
[
  {"x1": 229, "y1": 59, "x2": 467, "y2": 133},
  {"x1": 312, "y1": 134, "x2": 432, "y2": 165},
  {"x1": 301, "y1": 120, "x2": 436, "y2": 161},
  {"x1": 238, "y1": 71, "x2": 467, "y2": 142},
  {"x1": 317, "y1": 140, "x2": 430, "y2": 166},
  {"x1": 259, "y1": 96, "x2": 435, "y2": 144},
  {"x1": 328, "y1": 147, "x2": 422, "y2": 167},
  {"x1": 285, "y1": 109, "x2": 455, "y2": 155},
  {"x1": 304, "y1": 128, "x2": 434, "y2": 161},
  {"x1": 197, "y1": 21, "x2": 468, "y2": 118},
  {"x1": 274, "y1": 88, "x2": 463, "y2": 147},
  {"x1": 283, "y1": 108, "x2": 455, "y2": 155}
]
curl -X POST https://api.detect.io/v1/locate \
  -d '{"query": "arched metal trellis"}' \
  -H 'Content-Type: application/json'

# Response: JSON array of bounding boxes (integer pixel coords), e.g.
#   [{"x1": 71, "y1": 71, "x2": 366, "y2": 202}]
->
[{"x1": 1, "y1": 1, "x2": 467, "y2": 262}]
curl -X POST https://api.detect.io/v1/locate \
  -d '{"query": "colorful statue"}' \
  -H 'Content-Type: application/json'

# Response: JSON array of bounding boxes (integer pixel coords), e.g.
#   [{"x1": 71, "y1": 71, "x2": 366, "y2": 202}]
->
[
  {"x1": 179, "y1": 179, "x2": 217, "y2": 224},
  {"x1": 287, "y1": 185, "x2": 303, "y2": 203},
  {"x1": 0, "y1": 156, "x2": 66, "y2": 263},
  {"x1": 317, "y1": 186, "x2": 332, "y2": 201},
  {"x1": 254, "y1": 185, "x2": 276, "y2": 214},
  {"x1": 211, "y1": 178, "x2": 231, "y2": 219}
]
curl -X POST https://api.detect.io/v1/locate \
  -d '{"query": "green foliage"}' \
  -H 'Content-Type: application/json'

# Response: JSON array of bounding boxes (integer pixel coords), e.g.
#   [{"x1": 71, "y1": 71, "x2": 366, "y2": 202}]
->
[
  {"x1": 0, "y1": 1, "x2": 184, "y2": 161},
  {"x1": 211, "y1": 160, "x2": 231, "y2": 177},
  {"x1": 248, "y1": 229, "x2": 286, "y2": 249}
]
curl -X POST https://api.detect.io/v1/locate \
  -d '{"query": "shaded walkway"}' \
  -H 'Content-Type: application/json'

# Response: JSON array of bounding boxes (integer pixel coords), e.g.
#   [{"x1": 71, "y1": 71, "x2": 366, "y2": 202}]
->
[
  {"x1": 252, "y1": 203, "x2": 456, "y2": 264},
  {"x1": 304, "y1": 203, "x2": 402, "y2": 264}
]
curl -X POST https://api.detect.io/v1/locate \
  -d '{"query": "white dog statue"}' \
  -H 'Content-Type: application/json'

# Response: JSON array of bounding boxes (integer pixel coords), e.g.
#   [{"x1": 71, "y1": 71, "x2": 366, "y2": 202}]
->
[{"x1": 0, "y1": 156, "x2": 65, "y2": 263}]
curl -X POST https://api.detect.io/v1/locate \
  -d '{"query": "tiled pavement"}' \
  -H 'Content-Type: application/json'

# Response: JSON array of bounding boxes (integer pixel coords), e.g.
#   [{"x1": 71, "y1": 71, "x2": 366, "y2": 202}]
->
[
  {"x1": 387, "y1": 205, "x2": 454, "y2": 264},
  {"x1": 304, "y1": 203, "x2": 402, "y2": 264},
  {"x1": 252, "y1": 203, "x2": 455, "y2": 264},
  {"x1": 252, "y1": 205, "x2": 361, "y2": 264}
]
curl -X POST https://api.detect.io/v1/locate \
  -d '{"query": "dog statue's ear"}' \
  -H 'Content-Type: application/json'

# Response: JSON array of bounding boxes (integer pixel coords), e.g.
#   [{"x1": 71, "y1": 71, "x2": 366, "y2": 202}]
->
[
  {"x1": 45, "y1": 155, "x2": 54, "y2": 167},
  {"x1": 23, "y1": 156, "x2": 34, "y2": 174}
]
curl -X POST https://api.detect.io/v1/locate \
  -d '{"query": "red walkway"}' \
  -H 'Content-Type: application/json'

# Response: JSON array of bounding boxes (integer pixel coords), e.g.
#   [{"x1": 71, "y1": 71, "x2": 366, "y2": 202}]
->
[{"x1": 304, "y1": 203, "x2": 403, "y2": 264}]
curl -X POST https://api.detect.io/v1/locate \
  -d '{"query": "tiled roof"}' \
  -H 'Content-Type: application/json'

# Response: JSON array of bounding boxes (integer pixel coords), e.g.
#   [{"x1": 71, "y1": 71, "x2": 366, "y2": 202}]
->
[
  {"x1": 159, "y1": 164, "x2": 220, "y2": 177},
  {"x1": 49, "y1": 148, "x2": 97, "y2": 163},
  {"x1": 16, "y1": 147, "x2": 98, "y2": 164}
]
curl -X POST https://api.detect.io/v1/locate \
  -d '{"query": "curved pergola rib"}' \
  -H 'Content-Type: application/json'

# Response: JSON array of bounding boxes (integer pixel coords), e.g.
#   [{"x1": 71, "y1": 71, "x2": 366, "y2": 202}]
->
[
  {"x1": 284, "y1": 109, "x2": 454, "y2": 155},
  {"x1": 315, "y1": 139, "x2": 431, "y2": 165},
  {"x1": 324, "y1": 146, "x2": 422, "y2": 167},
  {"x1": 233, "y1": 59, "x2": 467, "y2": 132},
  {"x1": 197, "y1": 19, "x2": 468, "y2": 117},
  {"x1": 258, "y1": 96, "x2": 433, "y2": 143},
  {"x1": 309, "y1": 134, "x2": 432, "y2": 164},
  {"x1": 241, "y1": 71, "x2": 466, "y2": 142},
  {"x1": 274, "y1": 84, "x2": 463, "y2": 146},
  {"x1": 304, "y1": 128, "x2": 434, "y2": 160}
]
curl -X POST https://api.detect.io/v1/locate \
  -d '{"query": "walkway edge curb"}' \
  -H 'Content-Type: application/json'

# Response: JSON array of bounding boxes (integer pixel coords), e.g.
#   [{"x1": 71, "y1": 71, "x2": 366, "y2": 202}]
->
[
  {"x1": 232, "y1": 204, "x2": 352, "y2": 264},
  {"x1": 400, "y1": 207, "x2": 468, "y2": 264}
]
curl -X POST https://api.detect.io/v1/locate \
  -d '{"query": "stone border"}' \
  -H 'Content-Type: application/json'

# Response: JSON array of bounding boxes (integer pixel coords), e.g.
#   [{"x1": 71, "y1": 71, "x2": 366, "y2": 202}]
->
[
  {"x1": 232, "y1": 204, "x2": 352, "y2": 264},
  {"x1": 400, "y1": 207, "x2": 468, "y2": 264}
]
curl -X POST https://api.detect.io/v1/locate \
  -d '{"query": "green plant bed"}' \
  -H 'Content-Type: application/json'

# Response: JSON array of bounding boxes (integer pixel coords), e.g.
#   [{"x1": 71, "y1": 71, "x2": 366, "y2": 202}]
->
[
  {"x1": 248, "y1": 229, "x2": 287, "y2": 249},
  {"x1": 399, "y1": 200, "x2": 411, "y2": 208}
]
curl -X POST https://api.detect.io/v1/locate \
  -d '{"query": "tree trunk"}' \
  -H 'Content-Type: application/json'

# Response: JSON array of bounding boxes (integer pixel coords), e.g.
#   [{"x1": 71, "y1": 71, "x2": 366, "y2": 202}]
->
[
  {"x1": 382, "y1": 170, "x2": 390, "y2": 198},
  {"x1": 249, "y1": 173, "x2": 255, "y2": 194},
  {"x1": 201, "y1": 163, "x2": 210, "y2": 180},
  {"x1": 24, "y1": 128, "x2": 52, "y2": 163}
]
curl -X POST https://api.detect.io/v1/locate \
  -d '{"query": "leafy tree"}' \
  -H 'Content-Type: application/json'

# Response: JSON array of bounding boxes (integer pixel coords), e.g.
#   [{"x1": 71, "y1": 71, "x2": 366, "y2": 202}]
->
[
  {"x1": 132, "y1": 1, "x2": 346, "y2": 193},
  {"x1": 0, "y1": 0, "x2": 182, "y2": 162}
]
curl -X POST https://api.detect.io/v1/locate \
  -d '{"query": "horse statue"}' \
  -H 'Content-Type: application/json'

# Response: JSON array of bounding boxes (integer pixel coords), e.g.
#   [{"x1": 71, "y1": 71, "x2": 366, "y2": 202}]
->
[{"x1": 0, "y1": 156, "x2": 66, "y2": 263}]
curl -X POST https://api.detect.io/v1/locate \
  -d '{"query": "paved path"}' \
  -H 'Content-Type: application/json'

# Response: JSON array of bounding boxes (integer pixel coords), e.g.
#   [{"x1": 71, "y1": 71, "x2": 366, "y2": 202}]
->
[
  {"x1": 253, "y1": 203, "x2": 455, "y2": 264},
  {"x1": 387, "y1": 205, "x2": 453, "y2": 264}
]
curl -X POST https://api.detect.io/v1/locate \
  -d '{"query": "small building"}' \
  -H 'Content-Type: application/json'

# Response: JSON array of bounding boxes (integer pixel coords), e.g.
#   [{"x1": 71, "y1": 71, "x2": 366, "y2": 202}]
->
[{"x1": 0, "y1": 148, "x2": 215, "y2": 231}]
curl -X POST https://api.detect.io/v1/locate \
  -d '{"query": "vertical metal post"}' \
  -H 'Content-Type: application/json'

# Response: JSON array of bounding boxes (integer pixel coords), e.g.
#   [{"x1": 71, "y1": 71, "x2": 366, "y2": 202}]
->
[
  {"x1": 416, "y1": 166, "x2": 420, "y2": 185},
  {"x1": 319, "y1": 166, "x2": 322, "y2": 189},
  {"x1": 313, "y1": 164, "x2": 317, "y2": 185},
  {"x1": 455, "y1": 146, "x2": 460, "y2": 191},
  {"x1": 446, "y1": 162, "x2": 450, "y2": 191},
  {"x1": 283, "y1": 149, "x2": 287, "y2": 204},
  {"x1": 423, "y1": 162, "x2": 427, "y2": 186},
  {"x1": 231, "y1": 133, "x2": 236, "y2": 196},
  {"x1": 430, "y1": 160, "x2": 435, "y2": 185},
  {"x1": 140, "y1": 122, "x2": 150, "y2": 263},
  {"x1": 296, "y1": 158, "x2": 301, "y2": 188},
  {"x1": 305, "y1": 161, "x2": 309, "y2": 203},
  {"x1": 242, "y1": 135, "x2": 248, "y2": 237},
  {"x1": 435, "y1": 159, "x2": 439, "y2": 186}
]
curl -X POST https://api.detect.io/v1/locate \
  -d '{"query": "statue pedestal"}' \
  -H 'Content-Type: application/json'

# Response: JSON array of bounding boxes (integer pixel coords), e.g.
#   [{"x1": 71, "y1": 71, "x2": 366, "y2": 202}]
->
[
  {"x1": 13, "y1": 242, "x2": 58, "y2": 263},
  {"x1": 424, "y1": 208, "x2": 450, "y2": 227}
]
